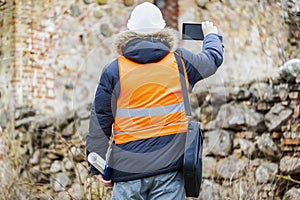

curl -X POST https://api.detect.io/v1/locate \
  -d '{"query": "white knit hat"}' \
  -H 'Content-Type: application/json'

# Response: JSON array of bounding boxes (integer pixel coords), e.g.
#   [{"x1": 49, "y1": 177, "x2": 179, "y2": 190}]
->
[{"x1": 127, "y1": 2, "x2": 166, "y2": 34}]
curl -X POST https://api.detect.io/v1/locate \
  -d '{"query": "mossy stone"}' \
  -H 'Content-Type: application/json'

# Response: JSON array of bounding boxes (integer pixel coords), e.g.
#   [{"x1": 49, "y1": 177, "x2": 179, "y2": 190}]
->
[
  {"x1": 93, "y1": 10, "x2": 103, "y2": 19},
  {"x1": 100, "y1": 24, "x2": 112, "y2": 37},
  {"x1": 124, "y1": 0, "x2": 134, "y2": 7},
  {"x1": 83, "y1": 0, "x2": 94, "y2": 4},
  {"x1": 96, "y1": 0, "x2": 107, "y2": 5}
]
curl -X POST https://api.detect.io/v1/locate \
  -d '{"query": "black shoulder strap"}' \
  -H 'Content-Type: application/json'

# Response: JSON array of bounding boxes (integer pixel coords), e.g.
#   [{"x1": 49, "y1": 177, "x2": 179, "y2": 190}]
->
[{"x1": 174, "y1": 53, "x2": 192, "y2": 117}]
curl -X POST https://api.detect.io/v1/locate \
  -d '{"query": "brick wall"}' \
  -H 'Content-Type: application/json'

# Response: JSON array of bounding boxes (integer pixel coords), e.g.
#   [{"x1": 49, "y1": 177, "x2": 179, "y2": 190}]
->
[
  {"x1": 0, "y1": 0, "x2": 55, "y2": 115},
  {"x1": 12, "y1": 0, "x2": 55, "y2": 112}
]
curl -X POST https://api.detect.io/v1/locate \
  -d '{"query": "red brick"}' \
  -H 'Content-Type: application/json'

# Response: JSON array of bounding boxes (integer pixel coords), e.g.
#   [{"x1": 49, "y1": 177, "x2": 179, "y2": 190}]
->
[
  {"x1": 45, "y1": 96, "x2": 55, "y2": 99},
  {"x1": 22, "y1": 69, "x2": 34, "y2": 73},
  {"x1": 32, "y1": 65, "x2": 43, "y2": 69}
]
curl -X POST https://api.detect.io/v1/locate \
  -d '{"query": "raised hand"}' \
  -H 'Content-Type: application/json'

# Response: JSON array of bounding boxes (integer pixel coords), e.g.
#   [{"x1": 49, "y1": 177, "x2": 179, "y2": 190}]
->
[{"x1": 202, "y1": 21, "x2": 218, "y2": 37}]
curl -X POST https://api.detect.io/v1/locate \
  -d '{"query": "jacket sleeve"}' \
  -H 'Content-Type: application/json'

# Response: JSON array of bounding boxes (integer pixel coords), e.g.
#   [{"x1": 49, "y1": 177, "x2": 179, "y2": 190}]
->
[
  {"x1": 86, "y1": 61, "x2": 118, "y2": 175},
  {"x1": 176, "y1": 33, "x2": 224, "y2": 87}
]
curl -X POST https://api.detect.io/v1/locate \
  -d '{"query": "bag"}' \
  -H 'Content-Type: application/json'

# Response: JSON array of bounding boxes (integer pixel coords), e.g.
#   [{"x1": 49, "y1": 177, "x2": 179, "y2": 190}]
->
[
  {"x1": 174, "y1": 52, "x2": 203, "y2": 197},
  {"x1": 183, "y1": 120, "x2": 203, "y2": 197}
]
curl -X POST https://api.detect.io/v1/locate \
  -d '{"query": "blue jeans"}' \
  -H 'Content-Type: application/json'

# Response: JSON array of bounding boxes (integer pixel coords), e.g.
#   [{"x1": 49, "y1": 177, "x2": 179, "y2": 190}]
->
[{"x1": 112, "y1": 171, "x2": 185, "y2": 200}]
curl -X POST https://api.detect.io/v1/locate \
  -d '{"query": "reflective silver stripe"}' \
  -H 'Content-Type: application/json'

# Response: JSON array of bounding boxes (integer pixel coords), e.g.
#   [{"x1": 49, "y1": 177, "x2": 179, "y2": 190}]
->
[
  {"x1": 116, "y1": 102, "x2": 185, "y2": 117},
  {"x1": 114, "y1": 121, "x2": 188, "y2": 136}
]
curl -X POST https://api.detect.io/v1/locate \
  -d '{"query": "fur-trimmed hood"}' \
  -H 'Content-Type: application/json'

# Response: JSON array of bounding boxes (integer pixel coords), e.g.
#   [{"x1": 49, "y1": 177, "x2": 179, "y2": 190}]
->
[{"x1": 114, "y1": 28, "x2": 179, "y2": 56}]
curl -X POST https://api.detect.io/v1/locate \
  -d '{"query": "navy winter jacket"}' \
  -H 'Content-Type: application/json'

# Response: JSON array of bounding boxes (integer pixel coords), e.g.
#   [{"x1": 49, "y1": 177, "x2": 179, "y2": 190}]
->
[{"x1": 86, "y1": 29, "x2": 223, "y2": 182}]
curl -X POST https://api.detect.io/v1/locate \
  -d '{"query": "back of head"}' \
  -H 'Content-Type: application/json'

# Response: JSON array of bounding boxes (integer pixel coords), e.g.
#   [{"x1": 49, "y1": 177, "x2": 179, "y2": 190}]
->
[{"x1": 127, "y1": 2, "x2": 166, "y2": 34}]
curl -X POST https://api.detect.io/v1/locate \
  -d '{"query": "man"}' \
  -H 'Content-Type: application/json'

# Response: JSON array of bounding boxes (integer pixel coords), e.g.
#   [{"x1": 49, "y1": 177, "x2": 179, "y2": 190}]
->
[{"x1": 86, "y1": 2, "x2": 223, "y2": 199}]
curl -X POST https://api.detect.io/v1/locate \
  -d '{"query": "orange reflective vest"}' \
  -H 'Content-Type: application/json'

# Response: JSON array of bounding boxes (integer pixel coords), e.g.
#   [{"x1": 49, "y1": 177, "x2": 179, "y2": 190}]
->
[{"x1": 113, "y1": 52, "x2": 189, "y2": 144}]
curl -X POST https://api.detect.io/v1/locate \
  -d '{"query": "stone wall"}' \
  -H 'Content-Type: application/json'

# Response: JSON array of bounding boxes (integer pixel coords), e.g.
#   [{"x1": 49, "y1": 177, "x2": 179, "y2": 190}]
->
[
  {"x1": 1, "y1": 61, "x2": 298, "y2": 199},
  {"x1": 1, "y1": 0, "x2": 299, "y2": 115},
  {"x1": 50, "y1": 0, "x2": 140, "y2": 115},
  {"x1": 179, "y1": 0, "x2": 300, "y2": 86},
  {"x1": 190, "y1": 61, "x2": 300, "y2": 199}
]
